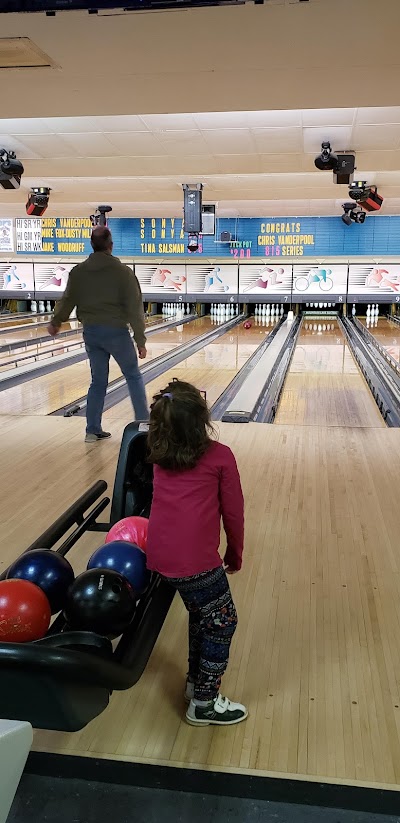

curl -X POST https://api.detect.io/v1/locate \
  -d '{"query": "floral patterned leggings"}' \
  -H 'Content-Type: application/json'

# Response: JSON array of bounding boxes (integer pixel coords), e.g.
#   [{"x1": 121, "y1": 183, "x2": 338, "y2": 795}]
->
[{"x1": 166, "y1": 565, "x2": 238, "y2": 701}]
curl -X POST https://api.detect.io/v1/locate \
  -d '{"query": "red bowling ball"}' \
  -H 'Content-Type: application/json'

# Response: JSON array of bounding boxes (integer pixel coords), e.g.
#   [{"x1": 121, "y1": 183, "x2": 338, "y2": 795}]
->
[{"x1": 0, "y1": 579, "x2": 51, "y2": 643}]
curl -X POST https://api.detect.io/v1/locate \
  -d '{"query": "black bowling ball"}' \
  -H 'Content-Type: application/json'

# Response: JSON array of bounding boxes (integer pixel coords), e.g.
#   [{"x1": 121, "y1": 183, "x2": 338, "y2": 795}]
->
[{"x1": 64, "y1": 569, "x2": 136, "y2": 639}]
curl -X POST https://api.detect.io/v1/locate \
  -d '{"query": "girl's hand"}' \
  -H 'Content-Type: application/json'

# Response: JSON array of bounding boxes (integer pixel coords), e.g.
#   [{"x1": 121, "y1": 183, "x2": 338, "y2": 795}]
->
[{"x1": 225, "y1": 565, "x2": 239, "y2": 575}]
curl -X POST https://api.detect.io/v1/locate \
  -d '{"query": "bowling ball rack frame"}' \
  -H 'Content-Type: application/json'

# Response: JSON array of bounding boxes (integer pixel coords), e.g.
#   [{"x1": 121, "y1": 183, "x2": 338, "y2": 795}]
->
[{"x1": 0, "y1": 423, "x2": 175, "y2": 732}]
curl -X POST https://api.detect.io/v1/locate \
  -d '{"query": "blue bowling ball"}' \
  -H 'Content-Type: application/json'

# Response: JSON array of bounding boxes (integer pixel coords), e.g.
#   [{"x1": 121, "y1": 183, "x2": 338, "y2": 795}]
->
[
  {"x1": 7, "y1": 549, "x2": 75, "y2": 614},
  {"x1": 87, "y1": 540, "x2": 150, "y2": 594}
]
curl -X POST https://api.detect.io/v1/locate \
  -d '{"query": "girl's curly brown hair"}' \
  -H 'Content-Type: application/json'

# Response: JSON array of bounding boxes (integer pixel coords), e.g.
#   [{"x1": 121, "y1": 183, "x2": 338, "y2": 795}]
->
[{"x1": 147, "y1": 379, "x2": 215, "y2": 471}]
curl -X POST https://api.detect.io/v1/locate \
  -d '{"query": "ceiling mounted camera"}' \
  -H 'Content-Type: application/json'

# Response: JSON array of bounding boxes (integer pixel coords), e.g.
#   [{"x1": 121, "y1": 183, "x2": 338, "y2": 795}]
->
[
  {"x1": 314, "y1": 142, "x2": 338, "y2": 171},
  {"x1": 0, "y1": 149, "x2": 24, "y2": 190},
  {"x1": 341, "y1": 202, "x2": 366, "y2": 225},
  {"x1": 90, "y1": 205, "x2": 112, "y2": 227}
]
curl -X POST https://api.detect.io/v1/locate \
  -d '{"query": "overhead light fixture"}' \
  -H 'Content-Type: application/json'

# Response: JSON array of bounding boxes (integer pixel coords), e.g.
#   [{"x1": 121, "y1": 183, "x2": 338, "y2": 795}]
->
[
  {"x1": 314, "y1": 141, "x2": 338, "y2": 172},
  {"x1": 0, "y1": 149, "x2": 24, "y2": 190},
  {"x1": 349, "y1": 181, "x2": 383, "y2": 212},
  {"x1": 26, "y1": 186, "x2": 51, "y2": 216},
  {"x1": 90, "y1": 204, "x2": 112, "y2": 227}
]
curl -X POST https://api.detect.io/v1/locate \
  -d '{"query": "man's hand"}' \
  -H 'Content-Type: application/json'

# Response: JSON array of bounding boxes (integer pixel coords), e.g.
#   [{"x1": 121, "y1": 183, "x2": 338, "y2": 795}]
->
[
  {"x1": 47, "y1": 322, "x2": 59, "y2": 337},
  {"x1": 138, "y1": 347, "x2": 147, "y2": 360},
  {"x1": 224, "y1": 565, "x2": 239, "y2": 575}
]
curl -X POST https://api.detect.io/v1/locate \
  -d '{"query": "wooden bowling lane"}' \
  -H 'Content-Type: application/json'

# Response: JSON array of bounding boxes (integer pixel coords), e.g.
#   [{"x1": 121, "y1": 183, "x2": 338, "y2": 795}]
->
[
  {"x1": 275, "y1": 319, "x2": 385, "y2": 428},
  {"x1": 0, "y1": 315, "x2": 166, "y2": 371},
  {"x1": 0, "y1": 319, "x2": 80, "y2": 346},
  {"x1": 360, "y1": 316, "x2": 400, "y2": 364},
  {"x1": 103, "y1": 319, "x2": 268, "y2": 424},
  {"x1": 0, "y1": 332, "x2": 84, "y2": 371},
  {"x1": 0, "y1": 313, "x2": 51, "y2": 330},
  {"x1": 0, "y1": 316, "x2": 212, "y2": 417}
]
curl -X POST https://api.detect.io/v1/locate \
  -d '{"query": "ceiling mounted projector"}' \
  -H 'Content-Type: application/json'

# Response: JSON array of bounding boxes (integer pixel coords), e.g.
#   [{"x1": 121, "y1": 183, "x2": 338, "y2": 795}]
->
[{"x1": 314, "y1": 142, "x2": 338, "y2": 171}]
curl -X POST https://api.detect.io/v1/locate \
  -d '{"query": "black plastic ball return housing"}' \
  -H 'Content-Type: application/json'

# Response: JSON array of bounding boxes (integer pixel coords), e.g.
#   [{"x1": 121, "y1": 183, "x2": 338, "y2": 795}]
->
[{"x1": 0, "y1": 423, "x2": 175, "y2": 732}]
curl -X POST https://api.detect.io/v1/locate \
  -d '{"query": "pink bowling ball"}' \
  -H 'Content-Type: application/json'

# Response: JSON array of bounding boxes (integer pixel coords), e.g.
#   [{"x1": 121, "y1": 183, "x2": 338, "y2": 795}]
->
[{"x1": 105, "y1": 516, "x2": 149, "y2": 553}]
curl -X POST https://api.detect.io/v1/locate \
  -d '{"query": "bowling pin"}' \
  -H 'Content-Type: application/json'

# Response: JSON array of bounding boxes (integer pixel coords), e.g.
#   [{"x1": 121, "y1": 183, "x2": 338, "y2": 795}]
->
[
  {"x1": 38, "y1": 300, "x2": 45, "y2": 313},
  {"x1": 31, "y1": 300, "x2": 37, "y2": 313},
  {"x1": 271, "y1": 303, "x2": 275, "y2": 317},
  {"x1": 352, "y1": 304, "x2": 356, "y2": 317},
  {"x1": 46, "y1": 301, "x2": 52, "y2": 312},
  {"x1": 376, "y1": 304, "x2": 379, "y2": 317},
  {"x1": 366, "y1": 304, "x2": 371, "y2": 317},
  {"x1": 280, "y1": 304, "x2": 284, "y2": 315}
]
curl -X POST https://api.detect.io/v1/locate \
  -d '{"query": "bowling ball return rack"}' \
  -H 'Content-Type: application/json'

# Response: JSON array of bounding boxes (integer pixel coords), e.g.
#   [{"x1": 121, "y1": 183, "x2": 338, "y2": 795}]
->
[{"x1": 0, "y1": 423, "x2": 175, "y2": 732}]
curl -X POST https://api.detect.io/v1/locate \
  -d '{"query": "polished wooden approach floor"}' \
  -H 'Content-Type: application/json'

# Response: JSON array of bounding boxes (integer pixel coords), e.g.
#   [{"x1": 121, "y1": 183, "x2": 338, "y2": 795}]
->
[{"x1": 1, "y1": 412, "x2": 400, "y2": 790}]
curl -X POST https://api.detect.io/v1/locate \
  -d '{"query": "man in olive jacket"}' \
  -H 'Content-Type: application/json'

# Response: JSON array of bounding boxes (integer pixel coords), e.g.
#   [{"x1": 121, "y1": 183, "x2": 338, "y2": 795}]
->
[{"x1": 48, "y1": 226, "x2": 149, "y2": 442}]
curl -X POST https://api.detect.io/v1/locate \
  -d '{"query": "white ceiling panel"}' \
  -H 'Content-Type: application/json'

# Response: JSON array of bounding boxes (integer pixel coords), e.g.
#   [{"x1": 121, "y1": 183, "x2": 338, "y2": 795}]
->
[
  {"x1": 352, "y1": 124, "x2": 400, "y2": 151},
  {"x1": 252, "y1": 127, "x2": 303, "y2": 153},
  {"x1": 301, "y1": 109, "x2": 355, "y2": 127},
  {"x1": 152, "y1": 130, "x2": 209, "y2": 156},
  {"x1": 214, "y1": 155, "x2": 262, "y2": 174},
  {"x1": 0, "y1": 119, "x2": 54, "y2": 136},
  {"x1": 194, "y1": 110, "x2": 303, "y2": 129},
  {"x1": 138, "y1": 114, "x2": 199, "y2": 131},
  {"x1": 303, "y1": 126, "x2": 353, "y2": 153},
  {"x1": 59, "y1": 133, "x2": 117, "y2": 157},
  {"x1": 0, "y1": 135, "x2": 42, "y2": 160},
  {"x1": 355, "y1": 107, "x2": 400, "y2": 125},
  {"x1": 18, "y1": 134, "x2": 78, "y2": 159},
  {"x1": 258, "y1": 153, "x2": 305, "y2": 173},
  {"x1": 202, "y1": 129, "x2": 256, "y2": 153}
]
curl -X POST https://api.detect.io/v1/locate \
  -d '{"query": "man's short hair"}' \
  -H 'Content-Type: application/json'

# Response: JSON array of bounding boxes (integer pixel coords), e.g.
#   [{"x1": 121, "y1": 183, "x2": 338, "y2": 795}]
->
[{"x1": 91, "y1": 226, "x2": 113, "y2": 252}]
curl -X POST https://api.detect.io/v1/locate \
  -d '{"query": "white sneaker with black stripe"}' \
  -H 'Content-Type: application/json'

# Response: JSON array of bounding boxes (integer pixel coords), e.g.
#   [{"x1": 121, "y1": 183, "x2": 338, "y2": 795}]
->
[{"x1": 186, "y1": 694, "x2": 248, "y2": 726}]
